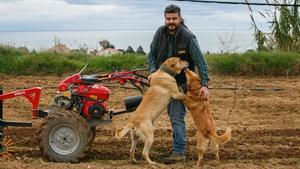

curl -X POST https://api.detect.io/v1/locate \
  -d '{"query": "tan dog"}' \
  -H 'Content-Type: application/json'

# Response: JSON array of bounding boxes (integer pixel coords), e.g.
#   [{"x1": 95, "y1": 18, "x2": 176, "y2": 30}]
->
[
  {"x1": 115, "y1": 57, "x2": 188, "y2": 164},
  {"x1": 184, "y1": 68, "x2": 231, "y2": 167}
]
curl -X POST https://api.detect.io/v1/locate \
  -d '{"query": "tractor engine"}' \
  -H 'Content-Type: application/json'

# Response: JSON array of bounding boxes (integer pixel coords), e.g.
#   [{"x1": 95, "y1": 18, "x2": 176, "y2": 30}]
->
[
  {"x1": 55, "y1": 73, "x2": 111, "y2": 120},
  {"x1": 82, "y1": 101, "x2": 106, "y2": 119},
  {"x1": 77, "y1": 84, "x2": 110, "y2": 119}
]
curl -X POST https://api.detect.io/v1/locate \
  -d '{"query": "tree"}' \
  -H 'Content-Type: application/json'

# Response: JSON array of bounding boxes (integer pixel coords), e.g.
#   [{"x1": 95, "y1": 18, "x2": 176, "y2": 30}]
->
[
  {"x1": 218, "y1": 31, "x2": 242, "y2": 53},
  {"x1": 99, "y1": 39, "x2": 110, "y2": 50},
  {"x1": 125, "y1": 46, "x2": 135, "y2": 53},
  {"x1": 245, "y1": 0, "x2": 300, "y2": 52},
  {"x1": 110, "y1": 44, "x2": 115, "y2": 49},
  {"x1": 79, "y1": 44, "x2": 88, "y2": 54},
  {"x1": 136, "y1": 46, "x2": 146, "y2": 55}
]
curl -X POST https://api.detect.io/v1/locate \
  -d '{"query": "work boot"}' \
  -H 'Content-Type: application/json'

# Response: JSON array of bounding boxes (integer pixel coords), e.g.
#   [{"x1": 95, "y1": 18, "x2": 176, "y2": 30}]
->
[
  {"x1": 163, "y1": 151, "x2": 186, "y2": 164},
  {"x1": 162, "y1": 150, "x2": 173, "y2": 158}
]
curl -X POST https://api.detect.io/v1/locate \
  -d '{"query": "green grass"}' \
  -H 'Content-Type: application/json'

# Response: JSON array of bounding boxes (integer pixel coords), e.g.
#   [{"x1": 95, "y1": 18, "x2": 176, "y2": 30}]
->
[
  {"x1": 14, "y1": 52, "x2": 82, "y2": 75},
  {"x1": 206, "y1": 51, "x2": 300, "y2": 76},
  {"x1": 0, "y1": 46, "x2": 299, "y2": 76},
  {"x1": 0, "y1": 46, "x2": 147, "y2": 75},
  {"x1": 87, "y1": 54, "x2": 147, "y2": 73}
]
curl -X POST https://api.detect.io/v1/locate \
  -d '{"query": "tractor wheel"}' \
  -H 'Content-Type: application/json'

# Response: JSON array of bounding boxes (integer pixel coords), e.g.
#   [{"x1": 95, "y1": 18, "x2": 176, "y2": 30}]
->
[{"x1": 39, "y1": 107, "x2": 92, "y2": 162}]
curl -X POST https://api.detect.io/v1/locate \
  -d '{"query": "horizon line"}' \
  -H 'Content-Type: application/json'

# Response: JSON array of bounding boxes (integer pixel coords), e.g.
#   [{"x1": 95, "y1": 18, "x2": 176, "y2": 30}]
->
[{"x1": 0, "y1": 28, "x2": 253, "y2": 32}]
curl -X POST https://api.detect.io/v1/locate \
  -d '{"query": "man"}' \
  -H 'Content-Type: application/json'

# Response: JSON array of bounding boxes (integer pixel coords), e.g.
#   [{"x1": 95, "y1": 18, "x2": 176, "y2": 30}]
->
[{"x1": 147, "y1": 4, "x2": 210, "y2": 163}]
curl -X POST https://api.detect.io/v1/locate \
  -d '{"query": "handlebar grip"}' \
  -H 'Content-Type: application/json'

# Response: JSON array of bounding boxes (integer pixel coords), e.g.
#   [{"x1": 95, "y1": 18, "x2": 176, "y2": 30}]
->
[
  {"x1": 135, "y1": 72, "x2": 149, "y2": 79},
  {"x1": 140, "y1": 79, "x2": 150, "y2": 87}
]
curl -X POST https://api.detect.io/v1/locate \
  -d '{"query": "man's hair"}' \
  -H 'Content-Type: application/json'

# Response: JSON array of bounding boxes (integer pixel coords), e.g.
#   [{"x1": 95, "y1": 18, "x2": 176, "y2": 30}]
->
[
  {"x1": 164, "y1": 4, "x2": 187, "y2": 27},
  {"x1": 164, "y1": 4, "x2": 181, "y2": 16}
]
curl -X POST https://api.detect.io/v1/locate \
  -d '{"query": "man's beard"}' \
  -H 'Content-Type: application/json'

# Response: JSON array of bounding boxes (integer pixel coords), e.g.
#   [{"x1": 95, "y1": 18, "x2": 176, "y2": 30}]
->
[
  {"x1": 167, "y1": 24, "x2": 179, "y2": 34},
  {"x1": 167, "y1": 24, "x2": 177, "y2": 30}
]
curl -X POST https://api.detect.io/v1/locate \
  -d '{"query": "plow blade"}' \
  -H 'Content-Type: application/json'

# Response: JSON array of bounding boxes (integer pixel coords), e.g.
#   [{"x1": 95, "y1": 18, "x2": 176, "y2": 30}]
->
[{"x1": 0, "y1": 119, "x2": 32, "y2": 127}]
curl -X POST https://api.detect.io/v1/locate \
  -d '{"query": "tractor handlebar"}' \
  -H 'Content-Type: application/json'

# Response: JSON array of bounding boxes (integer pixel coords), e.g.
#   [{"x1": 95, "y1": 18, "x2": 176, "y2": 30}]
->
[
  {"x1": 79, "y1": 70, "x2": 150, "y2": 94},
  {"x1": 59, "y1": 69, "x2": 150, "y2": 94}
]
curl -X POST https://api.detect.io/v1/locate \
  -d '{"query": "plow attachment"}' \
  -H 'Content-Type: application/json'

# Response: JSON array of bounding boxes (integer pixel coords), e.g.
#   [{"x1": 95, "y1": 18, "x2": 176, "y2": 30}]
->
[
  {"x1": 0, "y1": 87, "x2": 37, "y2": 159},
  {"x1": 0, "y1": 137, "x2": 16, "y2": 159}
]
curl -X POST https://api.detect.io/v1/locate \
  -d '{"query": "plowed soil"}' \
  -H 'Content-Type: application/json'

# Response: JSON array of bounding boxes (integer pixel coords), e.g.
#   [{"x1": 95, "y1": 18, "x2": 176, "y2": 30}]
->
[{"x1": 0, "y1": 74, "x2": 299, "y2": 169}]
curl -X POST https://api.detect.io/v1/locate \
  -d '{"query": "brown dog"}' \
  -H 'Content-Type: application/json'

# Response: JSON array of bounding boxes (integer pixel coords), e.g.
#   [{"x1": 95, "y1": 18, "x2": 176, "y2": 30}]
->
[
  {"x1": 115, "y1": 57, "x2": 188, "y2": 164},
  {"x1": 184, "y1": 68, "x2": 231, "y2": 167}
]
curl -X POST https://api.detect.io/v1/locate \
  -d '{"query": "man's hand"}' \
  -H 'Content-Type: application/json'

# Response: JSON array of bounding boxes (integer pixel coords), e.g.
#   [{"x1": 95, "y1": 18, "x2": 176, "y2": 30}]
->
[{"x1": 200, "y1": 86, "x2": 209, "y2": 100}]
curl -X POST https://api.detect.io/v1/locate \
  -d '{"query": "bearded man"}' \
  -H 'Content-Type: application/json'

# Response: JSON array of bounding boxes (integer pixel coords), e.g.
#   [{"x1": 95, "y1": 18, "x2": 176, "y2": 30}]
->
[{"x1": 147, "y1": 4, "x2": 210, "y2": 164}]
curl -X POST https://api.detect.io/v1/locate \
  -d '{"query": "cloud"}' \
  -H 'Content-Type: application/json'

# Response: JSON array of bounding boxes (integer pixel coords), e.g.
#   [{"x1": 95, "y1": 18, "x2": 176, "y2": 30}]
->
[
  {"x1": 0, "y1": 0, "x2": 166, "y2": 31},
  {"x1": 62, "y1": 0, "x2": 100, "y2": 5},
  {"x1": 0, "y1": 0, "x2": 269, "y2": 31},
  {"x1": 0, "y1": 0, "x2": 22, "y2": 1},
  {"x1": 0, "y1": 0, "x2": 125, "y2": 21}
]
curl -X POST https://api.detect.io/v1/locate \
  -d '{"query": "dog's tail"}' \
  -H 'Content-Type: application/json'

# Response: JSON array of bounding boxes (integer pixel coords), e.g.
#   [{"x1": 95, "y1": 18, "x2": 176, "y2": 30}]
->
[
  {"x1": 115, "y1": 123, "x2": 133, "y2": 140},
  {"x1": 214, "y1": 127, "x2": 232, "y2": 145}
]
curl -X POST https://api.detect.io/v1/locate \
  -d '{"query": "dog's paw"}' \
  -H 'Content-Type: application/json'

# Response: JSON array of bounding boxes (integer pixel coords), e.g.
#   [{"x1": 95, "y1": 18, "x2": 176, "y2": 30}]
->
[
  {"x1": 176, "y1": 93, "x2": 187, "y2": 100},
  {"x1": 148, "y1": 161, "x2": 157, "y2": 165},
  {"x1": 196, "y1": 160, "x2": 204, "y2": 168},
  {"x1": 130, "y1": 159, "x2": 137, "y2": 164},
  {"x1": 208, "y1": 160, "x2": 220, "y2": 167}
]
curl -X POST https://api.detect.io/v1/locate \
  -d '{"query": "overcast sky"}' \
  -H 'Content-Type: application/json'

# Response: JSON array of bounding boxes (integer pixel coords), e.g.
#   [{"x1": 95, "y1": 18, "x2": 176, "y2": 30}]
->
[{"x1": 0, "y1": 0, "x2": 270, "y2": 32}]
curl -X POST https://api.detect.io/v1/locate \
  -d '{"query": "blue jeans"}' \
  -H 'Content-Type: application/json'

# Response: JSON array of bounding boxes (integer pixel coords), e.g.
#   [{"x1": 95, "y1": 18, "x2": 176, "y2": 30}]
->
[{"x1": 167, "y1": 98, "x2": 186, "y2": 155}]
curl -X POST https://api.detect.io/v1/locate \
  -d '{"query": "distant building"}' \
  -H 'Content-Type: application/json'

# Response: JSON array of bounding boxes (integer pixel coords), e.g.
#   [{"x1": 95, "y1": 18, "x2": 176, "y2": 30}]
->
[
  {"x1": 95, "y1": 39, "x2": 123, "y2": 56},
  {"x1": 96, "y1": 48, "x2": 123, "y2": 56},
  {"x1": 48, "y1": 44, "x2": 70, "y2": 53}
]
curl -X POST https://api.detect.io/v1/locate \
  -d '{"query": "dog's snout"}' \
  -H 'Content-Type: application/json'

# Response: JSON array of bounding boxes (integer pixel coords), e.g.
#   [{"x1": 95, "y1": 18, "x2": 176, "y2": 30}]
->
[{"x1": 182, "y1": 61, "x2": 189, "y2": 68}]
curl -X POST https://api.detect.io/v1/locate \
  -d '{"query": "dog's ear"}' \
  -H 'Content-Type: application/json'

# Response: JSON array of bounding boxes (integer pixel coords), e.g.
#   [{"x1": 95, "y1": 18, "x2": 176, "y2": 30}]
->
[
  {"x1": 170, "y1": 57, "x2": 179, "y2": 67},
  {"x1": 164, "y1": 57, "x2": 178, "y2": 68}
]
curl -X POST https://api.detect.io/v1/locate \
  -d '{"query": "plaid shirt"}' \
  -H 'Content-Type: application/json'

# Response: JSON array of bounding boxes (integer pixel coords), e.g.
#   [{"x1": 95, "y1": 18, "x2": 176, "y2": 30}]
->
[{"x1": 147, "y1": 35, "x2": 209, "y2": 87}]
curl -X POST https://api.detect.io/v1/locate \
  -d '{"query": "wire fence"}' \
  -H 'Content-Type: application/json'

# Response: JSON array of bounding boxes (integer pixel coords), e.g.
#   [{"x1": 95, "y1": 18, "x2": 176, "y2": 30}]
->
[{"x1": 171, "y1": 0, "x2": 300, "y2": 7}]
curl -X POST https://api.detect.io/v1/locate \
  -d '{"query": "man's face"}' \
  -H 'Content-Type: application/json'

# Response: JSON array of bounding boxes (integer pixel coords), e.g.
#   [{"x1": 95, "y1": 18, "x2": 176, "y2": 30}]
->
[{"x1": 165, "y1": 13, "x2": 181, "y2": 31}]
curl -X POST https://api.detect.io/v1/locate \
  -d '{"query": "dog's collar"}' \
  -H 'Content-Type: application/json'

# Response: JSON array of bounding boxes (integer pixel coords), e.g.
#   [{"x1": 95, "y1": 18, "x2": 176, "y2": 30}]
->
[
  {"x1": 188, "y1": 87, "x2": 201, "y2": 92},
  {"x1": 159, "y1": 65, "x2": 177, "y2": 77}
]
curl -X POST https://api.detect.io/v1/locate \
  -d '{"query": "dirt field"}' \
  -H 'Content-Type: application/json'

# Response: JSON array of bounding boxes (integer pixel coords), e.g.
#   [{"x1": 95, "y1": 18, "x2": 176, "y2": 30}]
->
[{"x1": 0, "y1": 74, "x2": 299, "y2": 169}]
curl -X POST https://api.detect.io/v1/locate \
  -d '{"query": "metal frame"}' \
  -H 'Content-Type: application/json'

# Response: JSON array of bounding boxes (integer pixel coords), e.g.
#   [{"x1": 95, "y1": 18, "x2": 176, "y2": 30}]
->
[{"x1": 0, "y1": 87, "x2": 37, "y2": 153}]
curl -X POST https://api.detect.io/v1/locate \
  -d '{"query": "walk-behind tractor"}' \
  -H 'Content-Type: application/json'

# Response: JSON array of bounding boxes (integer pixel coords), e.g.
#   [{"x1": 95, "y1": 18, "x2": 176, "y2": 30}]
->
[{"x1": 0, "y1": 66, "x2": 149, "y2": 162}]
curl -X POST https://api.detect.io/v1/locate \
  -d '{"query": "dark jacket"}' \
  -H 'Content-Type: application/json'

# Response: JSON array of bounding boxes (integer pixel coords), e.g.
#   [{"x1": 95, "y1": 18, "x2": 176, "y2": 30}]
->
[
  {"x1": 153, "y1": 25, "x2": 196, "y2": 86},
  {"x1": 148, "y1": 24, "x2": 209, "y2": 87}
]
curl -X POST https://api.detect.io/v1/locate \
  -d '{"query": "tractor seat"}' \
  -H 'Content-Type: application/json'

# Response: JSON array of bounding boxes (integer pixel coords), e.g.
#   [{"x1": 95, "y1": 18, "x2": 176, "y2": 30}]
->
[{"x1": 80, "y1": 75, "x2": 98, "y2": 84}]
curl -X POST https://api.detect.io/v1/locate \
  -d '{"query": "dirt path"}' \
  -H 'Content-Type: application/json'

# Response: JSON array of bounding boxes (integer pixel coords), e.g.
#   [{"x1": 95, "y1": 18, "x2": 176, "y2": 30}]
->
[{"x1": 0, "y1": 74, "x2": 299, "y2": 169}]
